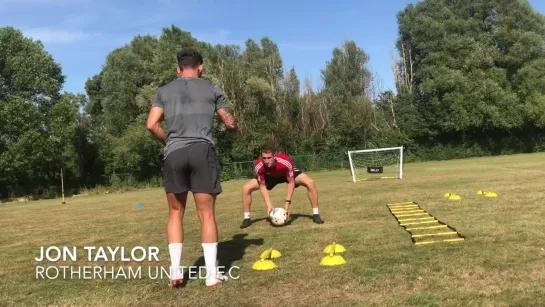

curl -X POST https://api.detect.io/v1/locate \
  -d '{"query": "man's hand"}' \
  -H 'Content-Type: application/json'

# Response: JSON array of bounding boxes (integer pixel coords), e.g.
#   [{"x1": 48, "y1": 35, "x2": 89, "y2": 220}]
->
[
  {"x1": 267, "y1": 205, "x2": 273, "y2": 216},
  {"x1": 284, "y1": 201, "x2": 290, "y2": 219},
  {"x1": 217, "y1": 108, "x2": 238, "y2": 134}
]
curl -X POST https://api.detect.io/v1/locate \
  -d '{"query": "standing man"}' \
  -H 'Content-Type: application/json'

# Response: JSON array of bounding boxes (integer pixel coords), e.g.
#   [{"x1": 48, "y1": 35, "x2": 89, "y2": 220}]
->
[
  {"x1": 146, "y1": 49, "x2": 237, "y2": 289},
  {"x1": 239, "y1": 145, "x2": 324, "y2": 228}
]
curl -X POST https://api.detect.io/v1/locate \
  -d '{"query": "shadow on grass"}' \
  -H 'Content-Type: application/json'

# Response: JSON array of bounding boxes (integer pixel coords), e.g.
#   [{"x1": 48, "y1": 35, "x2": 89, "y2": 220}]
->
[
  {"x1": 181, "y1": 233, "x2": 264, "y2": 286},
  {"x1": 284, "y1": 213, "x2": 313, "y2": 226},
  {"x1": 248, "y1": 213, "x2": 314, "y2": 227}
]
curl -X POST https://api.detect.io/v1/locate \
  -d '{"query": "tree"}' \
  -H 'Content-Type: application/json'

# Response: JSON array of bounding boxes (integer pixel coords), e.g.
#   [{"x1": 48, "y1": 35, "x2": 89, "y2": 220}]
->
[
  {"x1": 396, "y1": 0, "x2": 545, "y2": 143},
  {"x1": 321, "y1": 40, "x2": 375, "y2": 149},
  {"x1": 0, "y1": 27, "x2": 84, "y2": 199}
]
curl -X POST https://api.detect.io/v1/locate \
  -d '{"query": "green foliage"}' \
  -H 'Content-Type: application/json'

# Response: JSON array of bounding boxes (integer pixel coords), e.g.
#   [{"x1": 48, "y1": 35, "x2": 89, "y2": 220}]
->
[
  {"x1": 0, "y1": 27, "x2": 83, "y2": 199},
  {"x1": 0, "y1": 27, "x2": 64, "y2": 103},
  {"x1": 397, "y1": 0, "x2": 545, "y2": 141},
  {"x1": 320, "y1": 40, "x2": 376, "y2": 150},
  {"x1": 3, "y1": 0, "x2": 545, "y2": 200}
]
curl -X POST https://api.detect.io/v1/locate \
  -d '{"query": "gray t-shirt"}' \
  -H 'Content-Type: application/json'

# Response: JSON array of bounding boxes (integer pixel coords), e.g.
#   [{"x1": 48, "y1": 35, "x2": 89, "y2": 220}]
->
[{"x1": 151, "y1": 77, "x2": 229, "y2": 158}]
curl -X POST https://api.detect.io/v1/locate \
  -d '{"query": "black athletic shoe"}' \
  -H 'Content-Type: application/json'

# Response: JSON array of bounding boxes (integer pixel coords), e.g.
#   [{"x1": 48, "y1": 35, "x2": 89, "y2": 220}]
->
[
  {"x1": 312, "y1": 214, "x2": 324, "y2": 224},
  {"x1": 240, "y1": 218, "x2": 252, "y2": 228}
]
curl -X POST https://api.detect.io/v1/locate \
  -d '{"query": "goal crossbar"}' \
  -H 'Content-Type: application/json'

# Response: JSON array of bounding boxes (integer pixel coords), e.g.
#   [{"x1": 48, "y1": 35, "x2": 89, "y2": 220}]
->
[{"x1": 347, "y1": 146, "x2": 404, "y2": 154}]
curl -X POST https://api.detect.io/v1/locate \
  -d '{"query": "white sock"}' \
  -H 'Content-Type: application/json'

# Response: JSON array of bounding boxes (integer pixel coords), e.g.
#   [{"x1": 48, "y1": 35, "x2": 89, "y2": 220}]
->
[
  {"x1": 168, "y1": 243, "x2": 183, "y2": 280},
  {"x1": 244, "y1": 212, "x2": 251, "y2": 219},
  {"x1": 202, "y1": 242, "x2": 218, "y2": 285},
  {"x1": 313, "y1": 208, "x2": 319, "y2": 215}
]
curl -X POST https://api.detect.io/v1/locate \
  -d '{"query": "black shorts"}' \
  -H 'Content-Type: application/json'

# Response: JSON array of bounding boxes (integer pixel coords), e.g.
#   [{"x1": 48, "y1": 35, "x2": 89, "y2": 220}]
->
[
  {"x1": 163, "y1": 143, "x2": 222, "y2": 194},
  {"x1": 257, "y1": 169, "x2": 303, "y2": 191}
]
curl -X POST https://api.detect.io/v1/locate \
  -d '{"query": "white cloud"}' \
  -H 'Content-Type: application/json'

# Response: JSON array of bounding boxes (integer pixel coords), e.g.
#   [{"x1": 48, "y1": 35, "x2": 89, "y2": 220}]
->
[
  {"x1": 22, "y1": 27, "x2": 93, "y2": 43},
  {"x1": 191, "y1": 30, "x2": 334, "y2": 52},
  {"x1": 193, "y1": 29, "x2": 243, "y2": 46}
]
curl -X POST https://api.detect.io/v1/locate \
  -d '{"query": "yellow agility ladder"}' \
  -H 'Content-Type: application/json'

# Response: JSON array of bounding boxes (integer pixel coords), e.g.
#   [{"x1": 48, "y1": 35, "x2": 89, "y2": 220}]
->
[{"x1": 387, "y1": 202, "x2": 465, "y2": 245}]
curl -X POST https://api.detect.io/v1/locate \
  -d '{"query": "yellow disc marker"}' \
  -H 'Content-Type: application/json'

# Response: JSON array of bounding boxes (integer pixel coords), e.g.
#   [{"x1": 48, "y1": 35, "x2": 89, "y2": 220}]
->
[
  {"x1": 253, "y1": 248, "x2": 280, "y2": 271},
  {"x1": 478, "y1": 190, "x2": 497, "y2": 197},
  {"x1": 320, "y1": 242, "x2": 346, "y2": 266}
]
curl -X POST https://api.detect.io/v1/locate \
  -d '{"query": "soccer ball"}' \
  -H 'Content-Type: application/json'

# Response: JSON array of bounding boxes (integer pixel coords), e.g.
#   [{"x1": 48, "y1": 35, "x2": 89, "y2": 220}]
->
[{"x1": 269, "y1": 208, "x2": 287, "y2": 226}]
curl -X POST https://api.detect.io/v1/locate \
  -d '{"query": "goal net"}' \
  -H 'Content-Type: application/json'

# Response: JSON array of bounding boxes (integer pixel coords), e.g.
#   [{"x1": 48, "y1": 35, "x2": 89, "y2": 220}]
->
[{"x1": 347, "y1": 146, "x2": 403, "y2": 182}]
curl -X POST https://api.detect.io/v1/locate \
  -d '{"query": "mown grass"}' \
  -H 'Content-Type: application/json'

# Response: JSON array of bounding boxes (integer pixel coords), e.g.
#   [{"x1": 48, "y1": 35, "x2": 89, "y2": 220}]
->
[{"x1": 2, "y1": 153, "x2": 545, "y2": 306}]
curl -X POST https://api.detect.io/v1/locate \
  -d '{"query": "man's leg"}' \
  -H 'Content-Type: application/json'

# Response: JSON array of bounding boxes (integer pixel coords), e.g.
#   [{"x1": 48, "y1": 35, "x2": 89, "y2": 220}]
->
[
  {"x1": 193, "y1": 192, "x2": 224, "y2": 287},
  {"x1": 190, "y1": 143, "x2": 227, "y2": 288},
  {"x1": 240, "y1": 178, "x2": 259, "y2": 228},
  {"x1": 294, "y1": 173, "x2": 324, "y2": 224},
  {"x1": 163, "y1": 148, "x2": 190, "y2": 288},
  {"x1": 166, "y1": 192, "x2": 187, "y2": 286}
]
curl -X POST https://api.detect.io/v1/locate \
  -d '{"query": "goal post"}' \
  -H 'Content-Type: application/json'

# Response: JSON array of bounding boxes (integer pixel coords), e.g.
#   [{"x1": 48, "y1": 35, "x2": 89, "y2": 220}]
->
[{"x1": 347, "y1": 146, "x2": 404, "y2": 182}]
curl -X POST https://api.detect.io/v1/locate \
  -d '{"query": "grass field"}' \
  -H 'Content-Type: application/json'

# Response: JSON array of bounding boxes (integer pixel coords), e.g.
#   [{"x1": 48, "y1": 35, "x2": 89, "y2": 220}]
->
[{"x1": 2, "y1": 153, "x2": 545, "y2": 306}]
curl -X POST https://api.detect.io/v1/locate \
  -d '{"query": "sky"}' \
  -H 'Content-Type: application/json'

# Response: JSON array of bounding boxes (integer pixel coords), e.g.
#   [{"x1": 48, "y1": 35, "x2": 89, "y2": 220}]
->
[{"x1": 2, "y1": 0, "x2": 545, "y2": 96}]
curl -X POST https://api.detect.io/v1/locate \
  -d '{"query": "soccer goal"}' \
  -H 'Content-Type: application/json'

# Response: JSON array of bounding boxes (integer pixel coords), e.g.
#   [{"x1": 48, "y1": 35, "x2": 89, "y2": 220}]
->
[{"x1": 347, "y1": 146, "x2": 403, "y2": 182}]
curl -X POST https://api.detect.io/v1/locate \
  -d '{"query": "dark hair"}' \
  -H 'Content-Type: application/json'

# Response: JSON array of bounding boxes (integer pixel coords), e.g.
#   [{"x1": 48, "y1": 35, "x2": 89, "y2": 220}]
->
[
  {"x1": 261, "y1": 144, "x2": 276, "y2": 154},
  {"x1": 262, "y1": 136, "x2": 278, "y2": 154},
  {"x1": 177, "y1": 49, "x2": 203, "y2": 69}
]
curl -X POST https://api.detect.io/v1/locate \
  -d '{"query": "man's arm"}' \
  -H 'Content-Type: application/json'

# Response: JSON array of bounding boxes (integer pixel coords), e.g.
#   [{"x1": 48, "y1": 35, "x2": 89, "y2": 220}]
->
[
  {"x1": 277, "y1": 155, "x2": 296, "y2": 217},
  {"x1": 255, "y1": 163, "x2": 273, "y2": 215},
  {"x1": 213, "y1": 84, "x2": 238, "y2": 134},
  {"x1": 146, "y1": 90, "x2": 166, "y2": 144},
  {"x1": 259, "y1": 182, "x2": 274, "y2": 215},
  {"x1": 217, "y1": 108, "x2": 238, "y2": 133},
  {"x1": 285, "y1": 176, "x2": 295, "y2": 214},
  {"x1": 146, "y1": 107, "x2": 166, "y2": 144}
]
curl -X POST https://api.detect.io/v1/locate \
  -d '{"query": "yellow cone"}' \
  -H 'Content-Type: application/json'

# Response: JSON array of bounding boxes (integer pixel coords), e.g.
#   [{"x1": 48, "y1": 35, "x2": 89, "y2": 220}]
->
[
  {"x1": 270, "y1": 249, "x2": 282, "y2": 258},
  {"x1": 252, "y1": 259, "x2": 276, "y2": 270},
  {"x1": 320, "y1": 242, "x2": 347, "y2": 266},
  {"x1": 253, "y1": 248, "x2": 281, "y2": 270},
  {"x1": 320, "y1": 254, "x2": 346, "y2": 266},
  {"x1": 478, "y1": 190, "x2": 497, "y2": 197},
  {"x1": 323, "y1": 242, "x2": 346, "y2": 254},
  {"x1": 260, "y1": 248, "x2": 282, "y2": 259},
  {"x1": 444, "y1": 192, "x2": 461, "y2": 199},
  {"x1": 448, "y1": 194, "x2": 461, "y2": 200}
]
